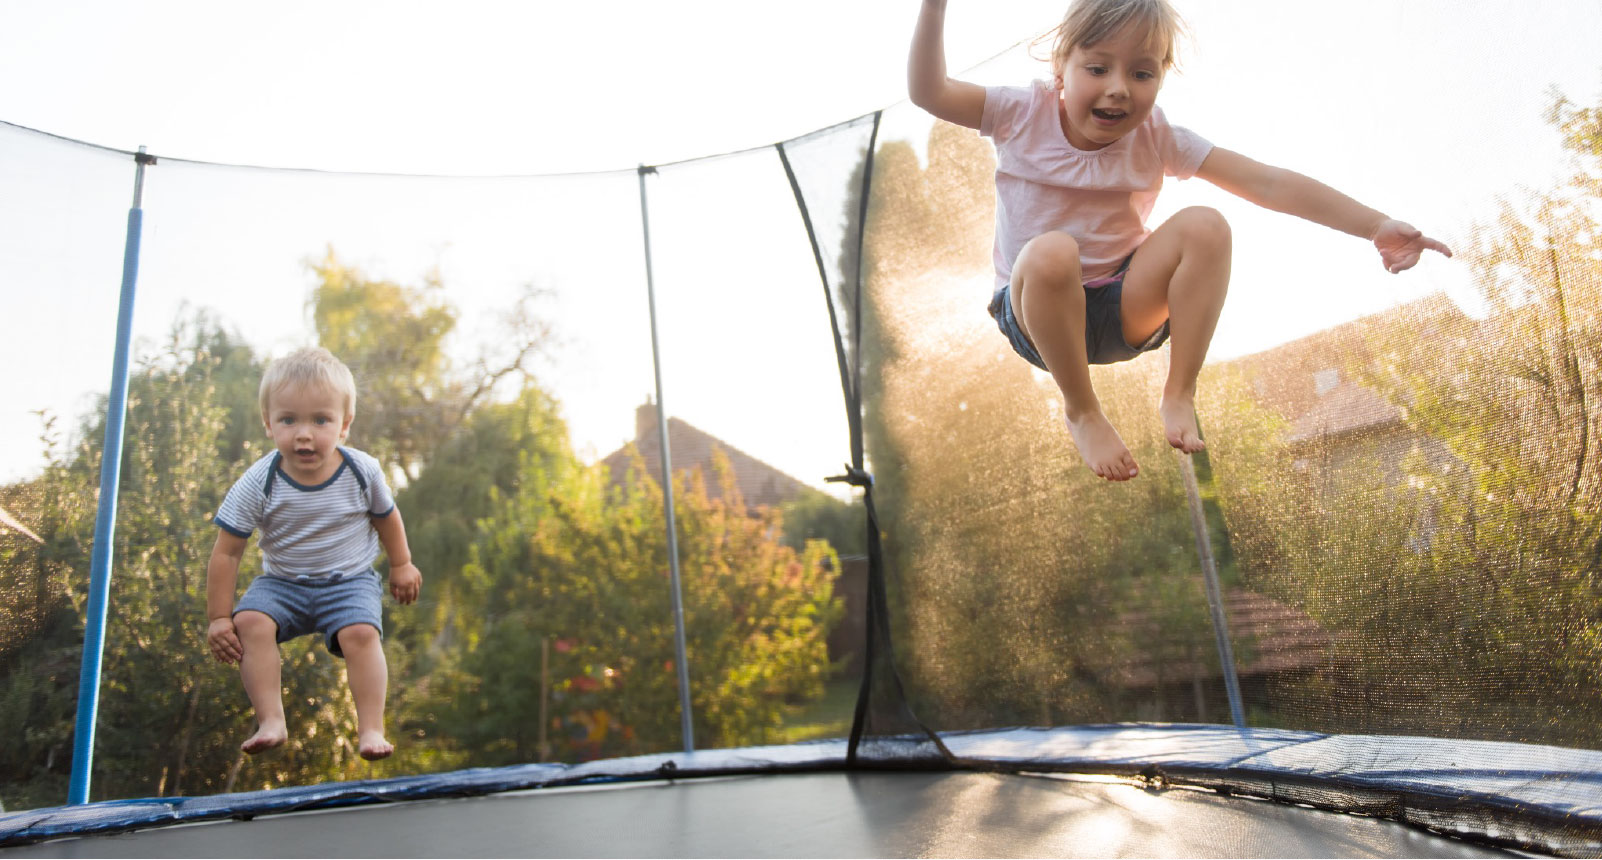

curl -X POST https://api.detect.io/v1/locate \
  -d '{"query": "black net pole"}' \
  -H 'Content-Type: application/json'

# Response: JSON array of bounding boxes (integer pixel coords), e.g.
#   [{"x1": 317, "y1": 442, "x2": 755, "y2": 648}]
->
[
  {"x1": 1178, "y1": 450, "x2": 1245, "y2": 728},
  {"x1": 775, "y1": 115, "x2": 952, "y2": 766}
]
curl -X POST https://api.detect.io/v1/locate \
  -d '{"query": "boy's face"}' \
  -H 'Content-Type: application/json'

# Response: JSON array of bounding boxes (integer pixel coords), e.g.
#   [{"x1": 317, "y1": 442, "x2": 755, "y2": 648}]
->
[
  {"x1": 262, "y1": 382, "x2": 352, "y2": 484},
  {"x1": 1055, "y1": 24, "x2": 1166, "y2": 151}
]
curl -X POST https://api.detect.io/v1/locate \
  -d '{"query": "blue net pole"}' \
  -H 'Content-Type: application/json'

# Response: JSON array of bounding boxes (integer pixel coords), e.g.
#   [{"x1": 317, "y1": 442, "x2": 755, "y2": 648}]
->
[{"x1": 68, "y1": 146, "x2": 153, "y2": 805}]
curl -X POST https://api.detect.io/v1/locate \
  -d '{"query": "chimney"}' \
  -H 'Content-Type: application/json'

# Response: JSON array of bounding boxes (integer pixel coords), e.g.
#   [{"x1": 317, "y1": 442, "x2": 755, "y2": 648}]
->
[{"x1": 636, "y1": 399, "x2": 659, "y2": 442}]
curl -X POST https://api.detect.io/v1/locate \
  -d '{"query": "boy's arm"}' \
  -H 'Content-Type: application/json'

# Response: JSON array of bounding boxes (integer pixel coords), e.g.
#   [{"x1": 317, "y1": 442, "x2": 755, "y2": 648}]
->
[
  {"x1": 374, "y1": 507, "x2": 421, "y2": 605},
  {"x1": 206, "y1": 530, "x2": 248, "y2": 664},
  {"x1": 909, "y1": 0, "x2": 986, "y2": 129},
  {"x1": 1195, "y1": 147, "x2": 1453, "y2": 273}
]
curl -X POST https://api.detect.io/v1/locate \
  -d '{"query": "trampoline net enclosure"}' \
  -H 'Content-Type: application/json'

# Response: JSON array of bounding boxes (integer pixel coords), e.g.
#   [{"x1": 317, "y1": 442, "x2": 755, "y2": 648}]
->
[{"x1": 3, "y1": 1, "x2": 1602, "y2": 855}]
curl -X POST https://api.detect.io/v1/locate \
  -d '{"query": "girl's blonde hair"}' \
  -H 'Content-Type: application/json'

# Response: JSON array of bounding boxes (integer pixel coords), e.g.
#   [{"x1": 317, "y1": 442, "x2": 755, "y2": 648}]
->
[
  {"x1": 259, "y1": 346, "x2": 357, "y2": 423},
  {"x1": 1046, "y1": 0, "x2": 1186, "y2": 76}
]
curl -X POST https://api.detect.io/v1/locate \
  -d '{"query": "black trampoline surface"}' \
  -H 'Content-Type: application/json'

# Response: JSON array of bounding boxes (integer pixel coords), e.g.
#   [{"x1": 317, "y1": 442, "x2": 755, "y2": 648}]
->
[{"x1": 8, "y1": 770, "x2": 1514, "y2": 859}]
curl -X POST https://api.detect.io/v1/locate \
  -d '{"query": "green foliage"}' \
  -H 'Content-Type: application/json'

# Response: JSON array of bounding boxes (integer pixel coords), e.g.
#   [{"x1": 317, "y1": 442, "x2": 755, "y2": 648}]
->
[
  {"x1": 87, "y1": 329, "x2": 256, "y2": 798},
  {"x1": 780, "y1": 490, "x2": 865, "y2": 557},
  {"x1": 857, "y1": 76, "x2": 1602, "y2": 742},
  {"x1": 387, "y1": 386, "x2": 575, "y2": 673},
  {"x1": 389, "y1": 386, "x2": 578, "y2": 763},
  {"x1": 0, "y1": 634, "x2": 77, "y2": 811},
  {"x1": 0, "y1": 416, "x2": 94, "y2": 810},
  {"x1": 850, "y1": 87, "x2": 1602, "y2": 742},
  {"x1": 452, "y1": 447, "x2": 843, "y2": 763},
  {"x1": 308, "y1": 250, "x2": 552, "y2": 484},
  {"x1": 1273, "y1": 84, "x2": 1602, "y2": 744},
  {"x1": 2, "y1": 252, "x2": 845, "y2": 807},
  {"x1": 0, "y1": 320, "x2": 296, "y2": 801},
  {"x1": 310, "y1": 252, "x2": 458, "y2": 481}
]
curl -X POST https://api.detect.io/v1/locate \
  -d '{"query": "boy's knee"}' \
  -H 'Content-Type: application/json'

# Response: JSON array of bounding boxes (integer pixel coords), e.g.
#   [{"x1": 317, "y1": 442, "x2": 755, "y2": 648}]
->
[
  {"x1": 336, "y1": 623, "x2": 381, "y2": 651},
  {"x1": 1176, "y1": 206, "x2": 1231, "y2": 247},
  {"x1": 235, "y1": 610, "x2": 278, "y2": 640},
  {"x1": 1016, "y1": 232, "x2": 1083, "y2": 285}
]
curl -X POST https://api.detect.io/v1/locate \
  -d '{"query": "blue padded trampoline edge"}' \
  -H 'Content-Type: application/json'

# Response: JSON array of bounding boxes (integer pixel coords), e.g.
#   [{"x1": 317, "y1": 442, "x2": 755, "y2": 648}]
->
[
  {"x1": 0, "y1": 740, "x2": 851, "y2": 846},
  {"x1": 5, "y1": 727, "x2": 1602, "y2": 851}
]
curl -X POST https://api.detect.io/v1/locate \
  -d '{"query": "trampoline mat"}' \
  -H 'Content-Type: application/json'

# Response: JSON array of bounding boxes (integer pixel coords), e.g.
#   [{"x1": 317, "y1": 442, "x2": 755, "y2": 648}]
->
[{"x1": 8, "y1": 770, "x2": 1512, "y2": 858}]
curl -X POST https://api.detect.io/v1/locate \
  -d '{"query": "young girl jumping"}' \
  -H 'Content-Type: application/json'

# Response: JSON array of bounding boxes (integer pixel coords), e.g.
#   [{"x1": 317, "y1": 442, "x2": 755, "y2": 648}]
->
[{"x1": 909, "y1": 0, "x2": 1451, "y2": 481}]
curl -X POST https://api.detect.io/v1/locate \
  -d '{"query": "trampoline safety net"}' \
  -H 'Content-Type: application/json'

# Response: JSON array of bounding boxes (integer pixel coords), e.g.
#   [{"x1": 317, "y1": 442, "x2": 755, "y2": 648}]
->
[{"x1": 2, "y1": 2, "x2": 1602, "y2": 855}]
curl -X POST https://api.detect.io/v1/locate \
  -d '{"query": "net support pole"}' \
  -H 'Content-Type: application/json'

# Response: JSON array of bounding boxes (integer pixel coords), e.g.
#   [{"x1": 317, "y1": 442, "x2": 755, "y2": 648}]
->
[
  {"x1": 1178, "y1": 449, "x2": 1245, "y2": 729},
  {"x1": 778, "y1": 117, "x2": 950, "y2": 764},
  {"x1": 69, "y1": 145, "x2": 155, "y2": 805},
  {"x1": 636, "y1": 164, "x2": 695, "y2": 753}
]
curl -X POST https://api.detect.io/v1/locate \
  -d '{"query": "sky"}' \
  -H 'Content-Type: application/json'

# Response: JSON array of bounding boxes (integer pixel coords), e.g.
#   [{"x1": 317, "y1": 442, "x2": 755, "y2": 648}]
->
[{"x1": 2, "y1": 0, "x2": 1600, "y2": 489}]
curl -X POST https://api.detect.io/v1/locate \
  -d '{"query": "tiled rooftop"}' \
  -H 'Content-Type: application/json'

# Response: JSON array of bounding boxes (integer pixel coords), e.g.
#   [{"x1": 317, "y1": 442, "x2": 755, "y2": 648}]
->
[{"x1": 600, "y1": 403, "x2": 814, "y2": 511}]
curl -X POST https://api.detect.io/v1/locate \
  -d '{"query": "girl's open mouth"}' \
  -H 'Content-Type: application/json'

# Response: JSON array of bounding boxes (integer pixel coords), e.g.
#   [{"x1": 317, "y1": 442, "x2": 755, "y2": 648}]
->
[{"x1": 1092, "y1": 108, "x2": 1126, "y2": 122}]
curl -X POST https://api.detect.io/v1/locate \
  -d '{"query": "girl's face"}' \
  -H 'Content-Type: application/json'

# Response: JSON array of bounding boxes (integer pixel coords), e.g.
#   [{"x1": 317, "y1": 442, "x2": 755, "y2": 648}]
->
[{"x1": 1054, "y1": 24, "x2": 1167, "y2": 151}]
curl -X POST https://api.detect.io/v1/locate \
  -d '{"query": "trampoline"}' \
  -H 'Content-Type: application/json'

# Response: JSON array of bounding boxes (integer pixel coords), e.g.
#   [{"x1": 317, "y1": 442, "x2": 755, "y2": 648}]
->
[
  {"x1": 9, "y1": 728, "x2": 1596, "y2": 856},
  {"x1": 0, "y1": 771, "x2": 1520, "y2": 859},
  {"x1": 4, "y1": 1, "x2": 1602, "y2": 857}
]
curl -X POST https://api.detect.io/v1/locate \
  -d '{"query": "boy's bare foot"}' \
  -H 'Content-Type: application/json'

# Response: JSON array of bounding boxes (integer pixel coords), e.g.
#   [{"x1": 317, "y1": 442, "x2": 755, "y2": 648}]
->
[
  {"x1": 1065, "y1": 410, "x2": 1139, "y2": 481},
  {"x1": 1159, "y1": 395, "x2": 1205, "y2": 454},
  {"x1": 358, "y1": 731, "x2": 394, "y2": 761},
  {"x1": 241, "y1": 722, "x2": 287, "y2": 755}
]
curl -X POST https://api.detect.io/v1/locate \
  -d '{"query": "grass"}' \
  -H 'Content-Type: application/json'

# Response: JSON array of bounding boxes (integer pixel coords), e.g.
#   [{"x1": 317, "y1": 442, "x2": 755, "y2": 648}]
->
[{"x1": 776, "y1": 677, "x2": 860, "y2": 744}]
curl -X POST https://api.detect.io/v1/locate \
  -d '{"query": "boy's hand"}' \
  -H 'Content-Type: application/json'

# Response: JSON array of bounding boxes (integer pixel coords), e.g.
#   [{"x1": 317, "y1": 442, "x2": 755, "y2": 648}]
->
[
  {"x1": 1373, "y1": 219, "x2": 1452, "y2": 274},
  {"x1": 390, "y1": 562, "x2": 422, "y2": 605},
  {"x1": 208, "y1": 617, "x2": 243, "y2": 665}
]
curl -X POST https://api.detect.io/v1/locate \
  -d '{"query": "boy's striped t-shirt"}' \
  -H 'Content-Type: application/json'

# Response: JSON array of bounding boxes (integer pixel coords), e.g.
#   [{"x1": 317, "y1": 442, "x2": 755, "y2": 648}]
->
[{"x1": 213, "y1": 446, "x2": 395, "y2": 580}]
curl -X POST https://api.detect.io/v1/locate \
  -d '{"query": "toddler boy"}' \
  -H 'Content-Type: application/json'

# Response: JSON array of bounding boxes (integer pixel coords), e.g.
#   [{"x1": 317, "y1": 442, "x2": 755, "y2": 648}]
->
[{"x1": 205, "y1": 346, "x2": 421, "y2": 760}]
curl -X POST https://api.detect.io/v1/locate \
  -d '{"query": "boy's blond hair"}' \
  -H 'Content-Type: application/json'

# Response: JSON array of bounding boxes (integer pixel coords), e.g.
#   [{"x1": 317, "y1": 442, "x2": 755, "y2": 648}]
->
[
  {"x1": 1049, "y1": 0, "x2": 1185, "y2": 77},
  {"x1": 259, "y1": 346, "x2": 357, "y2": 423}
]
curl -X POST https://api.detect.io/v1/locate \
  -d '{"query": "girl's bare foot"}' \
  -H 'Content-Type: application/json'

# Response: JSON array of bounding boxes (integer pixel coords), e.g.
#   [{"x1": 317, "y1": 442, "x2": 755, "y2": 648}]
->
[
  {"x1": 358, "y1": 730, "x2": 394, "y2": 761},
  {"x1": 1065, "y1": 410, "x2": 1138, "y2": 481},
  {"x1": 1159, "y1": 395, "x2": 1205, "y2": 453},
  {"x1": 241, "y1": 722, "x2": 287, "y2": 755}
]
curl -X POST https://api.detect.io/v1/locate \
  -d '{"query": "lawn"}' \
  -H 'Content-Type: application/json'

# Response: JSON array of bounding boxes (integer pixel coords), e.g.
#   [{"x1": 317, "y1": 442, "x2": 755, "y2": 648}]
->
[{"x1": 776, "y1": 677, "x2": 860, "y2": 743}]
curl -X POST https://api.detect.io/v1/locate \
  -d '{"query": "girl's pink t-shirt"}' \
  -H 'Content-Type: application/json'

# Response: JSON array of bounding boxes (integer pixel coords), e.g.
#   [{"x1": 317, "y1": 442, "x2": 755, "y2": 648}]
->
[{"x1": 980, "y1": 80, "x2": 1213, "y2": 288}]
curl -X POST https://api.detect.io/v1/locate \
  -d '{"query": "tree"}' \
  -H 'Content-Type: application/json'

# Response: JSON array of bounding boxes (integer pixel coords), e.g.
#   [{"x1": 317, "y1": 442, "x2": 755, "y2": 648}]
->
[
  {"x1": 1303, "y1": 85, "x2": 1602, "y2": 745},
  {"x1": 0, "y1": 430, "x2": 91, "y2": 810},
  {"x1": 309, "y1": 251, "x2": 552, "y2": 484},
  {"x1": 0, "y1": 319, "x2": 314, "y2": 802},
  {"x1": 379, "y1": 385, "x2": 577, "y2": 770},
  {"x1": 0, "y1": 253, "x2": 565, "y2": 803},
  {"x1": 780, "y1": 491, "x2": 866, "y2": 557},
  {"x1": 1158, "y1": 83, "x2": 1602, "y2": 745},
  {"x1": 451, "y1": 446, "x2": 843, "y2": 763}
]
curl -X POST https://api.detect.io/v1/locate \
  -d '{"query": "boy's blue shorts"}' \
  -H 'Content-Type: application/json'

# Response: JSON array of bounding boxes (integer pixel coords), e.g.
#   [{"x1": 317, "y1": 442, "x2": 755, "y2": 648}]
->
[
  {"x1": 234, "y1": 569, "x2": 383, "y2": 658},
  {"x1": 987, "y1": 255, "x2": 1170, "y2": 369}
]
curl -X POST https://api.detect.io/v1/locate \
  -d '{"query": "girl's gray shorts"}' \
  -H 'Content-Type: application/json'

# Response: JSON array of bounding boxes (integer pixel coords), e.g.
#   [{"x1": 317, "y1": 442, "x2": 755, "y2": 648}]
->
[
  {"x1": 987, "y1": 255, "x2": 1169, "y2": 369},
  {"x1": 234, "y1": 569, "x2": 383, "y2": 658}
]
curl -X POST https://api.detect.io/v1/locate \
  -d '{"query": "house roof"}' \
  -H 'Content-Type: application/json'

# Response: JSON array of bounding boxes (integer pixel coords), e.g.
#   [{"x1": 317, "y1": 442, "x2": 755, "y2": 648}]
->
[
  {"x1": 1097, "y1": 588, "x2": 1335, "y2": 688},
  {"x1": 600, "y1": 403, "x2": 815, "y2": 511},
  {"x1": 1285, "y1": 382, "x2": 1404, "y2": 443},
  {"x1": 1217, "y1": 293, "x2": 1472, "y2": 445},
  {"x1": 1221, "y1": 293, "x2": 1471, "y2": 424}
]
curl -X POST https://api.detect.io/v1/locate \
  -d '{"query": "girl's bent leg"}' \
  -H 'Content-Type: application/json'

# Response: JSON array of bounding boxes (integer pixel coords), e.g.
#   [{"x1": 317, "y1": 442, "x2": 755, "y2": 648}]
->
[
  {"x1": 1012, "y1": 232, "x2": 1139, "y2": 481},
  {"x1": 235, "y1": 610, "x2": 288, "y2": 754},
  {"x1": 336, "y1": 623, "x2": 393, "y2": 761},
  {"x1": 1120, "y1": 207, "x2": 1232, "y2": 453}
]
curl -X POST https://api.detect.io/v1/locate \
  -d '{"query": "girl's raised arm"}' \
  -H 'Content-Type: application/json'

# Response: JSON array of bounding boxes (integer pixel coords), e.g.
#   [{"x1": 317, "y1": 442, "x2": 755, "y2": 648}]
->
[{"x1": 909, "y1": 0, "x2": 986, "y2": 129}]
